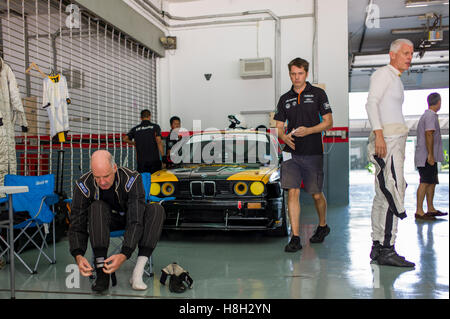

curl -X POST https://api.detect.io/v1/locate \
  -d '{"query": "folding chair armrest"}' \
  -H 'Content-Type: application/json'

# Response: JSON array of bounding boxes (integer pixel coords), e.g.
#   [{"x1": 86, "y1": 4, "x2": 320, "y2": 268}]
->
[
  {"x1": 28, "y1": 196, "x2": 48, "y2": 219},
  {"x1": 32, "y1": 193, "x2": 57, "y2": 219}
]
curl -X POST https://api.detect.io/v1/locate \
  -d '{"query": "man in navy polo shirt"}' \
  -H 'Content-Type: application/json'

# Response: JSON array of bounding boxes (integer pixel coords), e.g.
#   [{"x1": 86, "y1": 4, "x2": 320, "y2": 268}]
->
[
  {"x1": 124, "y1": 109, "x2": 164, "y2": 174},
  {"x1": 274, "y1": 57, "x2": 333, "y2": 252},
  {"x1": 165, "y1": 115, "x2": 181, "y2": 168}
]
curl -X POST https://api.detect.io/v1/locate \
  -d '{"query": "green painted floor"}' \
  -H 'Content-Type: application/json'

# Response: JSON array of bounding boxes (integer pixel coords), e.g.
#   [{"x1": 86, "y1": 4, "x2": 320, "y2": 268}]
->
[{"x1": 0, "y1": 172, "x2": 448, "y2": 299}]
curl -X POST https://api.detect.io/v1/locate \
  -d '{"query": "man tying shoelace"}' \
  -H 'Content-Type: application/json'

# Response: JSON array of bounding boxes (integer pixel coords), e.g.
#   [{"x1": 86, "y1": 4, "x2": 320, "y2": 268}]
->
[{"x1": 68, "y1": 150, "x2": 165, "y2": 293}]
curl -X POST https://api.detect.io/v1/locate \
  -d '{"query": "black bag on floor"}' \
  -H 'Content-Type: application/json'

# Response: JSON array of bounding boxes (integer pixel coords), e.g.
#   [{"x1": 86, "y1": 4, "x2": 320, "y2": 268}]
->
[{"x1": 160, "y1": 262, "x2": 194, "y2": 293}]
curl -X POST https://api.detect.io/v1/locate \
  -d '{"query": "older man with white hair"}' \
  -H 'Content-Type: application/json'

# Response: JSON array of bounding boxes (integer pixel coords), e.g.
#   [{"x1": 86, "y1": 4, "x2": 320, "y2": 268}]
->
[
  {"x1": 365, "y1": 39, "x2": 415, "y2": 267},
  {"x1": 68, "y1": 150, "x2": 165, "y2": 293}
]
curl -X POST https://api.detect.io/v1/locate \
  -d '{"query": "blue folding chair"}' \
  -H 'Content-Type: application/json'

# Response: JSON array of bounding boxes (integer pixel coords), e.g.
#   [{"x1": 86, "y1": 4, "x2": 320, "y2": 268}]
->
[{"x1": 0, "y1": 174, "x2": 58, "y2": 274}]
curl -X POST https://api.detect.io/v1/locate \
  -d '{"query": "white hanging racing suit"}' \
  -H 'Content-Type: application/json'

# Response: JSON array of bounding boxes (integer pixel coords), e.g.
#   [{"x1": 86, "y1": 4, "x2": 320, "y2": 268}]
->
[
  {"x1": 0, "y1": 58, "x2": 28, "y2": 196},
  {"x1": 43, "y1": 74, "x2": 70, "y2": 137},
  {"x1": 365, "y1": 64, "x2": 409, "y2": 247}
]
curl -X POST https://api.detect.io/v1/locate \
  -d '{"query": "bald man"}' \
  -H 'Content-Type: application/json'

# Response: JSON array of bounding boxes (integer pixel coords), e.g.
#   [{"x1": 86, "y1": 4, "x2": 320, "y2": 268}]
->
[{"x1": 68, "y1": 150, "x2": 165, "y2": 293}]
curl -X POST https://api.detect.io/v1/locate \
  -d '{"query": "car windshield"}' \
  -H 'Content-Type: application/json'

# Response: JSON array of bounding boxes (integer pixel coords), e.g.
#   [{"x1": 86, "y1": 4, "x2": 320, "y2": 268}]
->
[{"x1": 170, "y1": 131, "x2": 280, "y2": 165}]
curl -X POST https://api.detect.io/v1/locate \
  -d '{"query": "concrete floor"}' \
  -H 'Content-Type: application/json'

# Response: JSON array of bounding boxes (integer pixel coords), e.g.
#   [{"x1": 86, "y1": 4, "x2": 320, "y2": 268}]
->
[{"x1": 0, "y1": 171, "x2": 448, "y2": 299}]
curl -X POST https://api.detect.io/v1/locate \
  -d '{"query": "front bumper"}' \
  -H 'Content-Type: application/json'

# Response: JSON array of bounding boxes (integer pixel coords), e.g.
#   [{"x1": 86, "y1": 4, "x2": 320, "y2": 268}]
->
[{"x1": 161, "y1": 198, "x2": 282, "y2": 231}]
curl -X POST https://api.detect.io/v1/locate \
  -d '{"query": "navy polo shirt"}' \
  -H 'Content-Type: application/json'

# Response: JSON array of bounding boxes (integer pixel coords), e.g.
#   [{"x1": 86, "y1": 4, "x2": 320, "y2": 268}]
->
[
  {"x1": 166, "y1": 128, "x2": 180, "y2": 152},
  {"x1": 127, "y1": 120, "x2": 161, "y2": 164},
  {"x1": 274, "y1": 82, "x2": 332, "y2": 155}
]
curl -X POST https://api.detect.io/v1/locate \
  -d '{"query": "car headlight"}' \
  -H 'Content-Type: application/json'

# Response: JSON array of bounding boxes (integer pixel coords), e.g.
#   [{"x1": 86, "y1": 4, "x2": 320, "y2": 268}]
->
[
  {"x1": 250, "y1": 181, "x2": 264, "y2": 196},
  {"x1": 161, "y1": 182, "x2": 175, "y2": 196},
  {"x1": 234, "y1": 182, "x2": 248, "y2": 196},
  {"x1": 150, "y1": 183, "x2": 161, "y2": 196}
]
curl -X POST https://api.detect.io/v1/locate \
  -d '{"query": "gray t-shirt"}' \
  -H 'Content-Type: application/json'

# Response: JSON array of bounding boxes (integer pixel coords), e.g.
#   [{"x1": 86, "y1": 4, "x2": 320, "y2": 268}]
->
[{"x1": 414, "y1": 109, "x2": 444, "y2": 167}]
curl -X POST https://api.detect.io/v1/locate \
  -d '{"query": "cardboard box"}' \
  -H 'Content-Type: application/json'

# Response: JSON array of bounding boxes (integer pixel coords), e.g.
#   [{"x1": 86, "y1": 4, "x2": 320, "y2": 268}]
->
[{"x1": 22, "y1": 96, "x2": 38, "y2": 137}]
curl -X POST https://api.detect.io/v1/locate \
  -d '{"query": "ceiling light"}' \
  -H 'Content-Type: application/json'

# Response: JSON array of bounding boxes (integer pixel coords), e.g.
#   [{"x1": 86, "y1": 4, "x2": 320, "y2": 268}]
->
[
  {"x1": 391, "y1": 25, "x2": 448, "y2": 34},
  {"x1": 405, "y1": 0, "x2": 449, "y2": 7}
]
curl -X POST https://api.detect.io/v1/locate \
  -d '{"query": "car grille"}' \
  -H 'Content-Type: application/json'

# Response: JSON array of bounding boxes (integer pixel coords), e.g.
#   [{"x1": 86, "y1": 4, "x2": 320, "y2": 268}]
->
[
  {"x1": 176, "y1": 182, "x2": 191, "y2": 198},
  {"x1": 190, "y1": 181, "x2": 215, "y2": 197},
  {"x1": 215, "y1": 181, "x2": 231, "y2": 194},
  {"x1": 191, "y1": 181, "x2": 203, "y2": 196},
  {"x1": 173, "y1": 181, "x2": 233, "y2": 199},
  {"x1": 203, "y1": 181, "x2": 215, "y2": 196}
]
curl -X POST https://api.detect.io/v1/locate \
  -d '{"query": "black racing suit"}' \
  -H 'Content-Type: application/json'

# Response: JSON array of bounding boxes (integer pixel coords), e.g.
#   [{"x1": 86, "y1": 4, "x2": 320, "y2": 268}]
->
[{"x1": 68, "y1": 166, "x2": 165, "y2": 260}]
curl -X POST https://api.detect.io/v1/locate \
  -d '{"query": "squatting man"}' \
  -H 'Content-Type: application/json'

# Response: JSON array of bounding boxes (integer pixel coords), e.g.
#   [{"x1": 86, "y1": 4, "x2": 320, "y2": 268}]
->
[{"x1": 68, "y1": 150, "x2": 165, "y2": 292}]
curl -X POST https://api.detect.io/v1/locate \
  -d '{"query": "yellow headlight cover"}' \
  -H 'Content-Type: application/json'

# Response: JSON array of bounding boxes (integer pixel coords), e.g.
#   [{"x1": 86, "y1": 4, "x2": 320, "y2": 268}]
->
[
  {"x1": 150, "y1": 183, "x2": 161, "y2": 196},
  {"x1": 234, "y1": 182, "x2": 248, "y2": 196},
  {"x1": 250, "y1": 181, "x2": 264, "y2": 196},
  {"x1": 161, "y1": 182, "x2": 175, "y2": 196}
]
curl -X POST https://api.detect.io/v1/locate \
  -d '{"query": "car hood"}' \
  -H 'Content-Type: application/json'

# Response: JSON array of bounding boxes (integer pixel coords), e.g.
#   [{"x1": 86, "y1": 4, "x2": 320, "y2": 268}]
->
[{"x1": 151, "y1": 164, "x2": 278, "y2": 184}]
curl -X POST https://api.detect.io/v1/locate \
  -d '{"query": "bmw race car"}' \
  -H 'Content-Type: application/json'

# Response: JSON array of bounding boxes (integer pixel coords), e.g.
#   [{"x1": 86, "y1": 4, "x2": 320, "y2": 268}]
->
[{"x1": 151, "y1": 130, "x2": 290, "y2": 236}]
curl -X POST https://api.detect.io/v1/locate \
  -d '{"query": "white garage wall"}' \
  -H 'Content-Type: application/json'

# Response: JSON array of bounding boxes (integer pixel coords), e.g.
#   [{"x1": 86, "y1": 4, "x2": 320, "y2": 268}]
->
[{"x1": 156, "y1": 0, "x2": 348, "y2": 131}]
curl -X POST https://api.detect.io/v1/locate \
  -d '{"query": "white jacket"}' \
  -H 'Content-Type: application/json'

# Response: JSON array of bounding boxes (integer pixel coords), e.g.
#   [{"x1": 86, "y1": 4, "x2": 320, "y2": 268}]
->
[{"x1": 43, "y1": 74, "x2": 70, "y2": 137}]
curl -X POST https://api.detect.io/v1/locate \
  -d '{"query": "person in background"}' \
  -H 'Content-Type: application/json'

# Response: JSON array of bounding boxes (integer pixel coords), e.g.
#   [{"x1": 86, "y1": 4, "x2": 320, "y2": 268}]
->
[
  {"x1": 124, "y1": 109, "x2": 164, "y2": 174},
  {"x1": 165, "y1": 116, "x2": 181, "y2": 168},
  {"x1": 414, "y1": 92, "x2": 447, "y2": 220}
]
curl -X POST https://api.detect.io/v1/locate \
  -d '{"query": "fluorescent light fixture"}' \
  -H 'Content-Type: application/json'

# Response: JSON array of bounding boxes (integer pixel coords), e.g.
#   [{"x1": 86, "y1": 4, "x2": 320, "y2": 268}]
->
[
  {"x1": 391, "y1": 26, "x2": 448, "y2": 34},
  {"x1": 405, "y1": 0, "x2": 449, "y2": 7},
  {"x1": 392, "y1": 28, "x2": 424, "y2": 34},
  {"x1": 352, "y1": 50, "x2": 449, "y2": 67}
]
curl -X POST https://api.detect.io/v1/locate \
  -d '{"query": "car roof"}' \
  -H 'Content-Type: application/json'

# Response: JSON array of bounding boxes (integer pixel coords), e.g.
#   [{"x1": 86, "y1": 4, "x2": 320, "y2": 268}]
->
[{"x1": 191, "y1": 129, "x2": 272, "y2": 136}]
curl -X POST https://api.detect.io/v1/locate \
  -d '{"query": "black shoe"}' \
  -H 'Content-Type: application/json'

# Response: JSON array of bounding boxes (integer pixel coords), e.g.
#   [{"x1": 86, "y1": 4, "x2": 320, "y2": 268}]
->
[
  {"x1": 309, "y1": 225, "x2": 330, "y2": 243},
  {"x1": 427, "y1": 210, "x2": 448, "y2": 217},
  {"x1": 377, "y1": 246, "x2": 415, "y2": 268},
  {"x1": 370, "y1": 241, "x2": 382, "y2": 260},
  {"x1": 91, "y1": 268, "x2": 110, "y2": 293},
  {"x1": 415, "y1": 213, "x2": 436, "y2": 221},
  {"x1": 284, "y1": 236, "x2": 302, "y2": 252}
]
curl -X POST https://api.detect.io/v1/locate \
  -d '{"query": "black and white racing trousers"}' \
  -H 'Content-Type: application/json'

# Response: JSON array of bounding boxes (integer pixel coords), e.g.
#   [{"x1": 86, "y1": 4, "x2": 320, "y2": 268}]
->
[
  {"x1": 368, "y1": 133, "x2": 408, "y2": 247},
  {"x1": 88, "y1": 200, "x2": 165, "y2": 259}
]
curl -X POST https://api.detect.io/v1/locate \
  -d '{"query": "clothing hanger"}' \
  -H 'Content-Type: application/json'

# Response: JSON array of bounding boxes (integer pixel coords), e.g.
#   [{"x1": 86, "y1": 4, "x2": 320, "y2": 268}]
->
[
  {"x1": 49, "y1": 68, "x2": 56, "y2": 77},
  {"x1": 25, "y1": 62, "x2": 47, "y2": 78}
]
